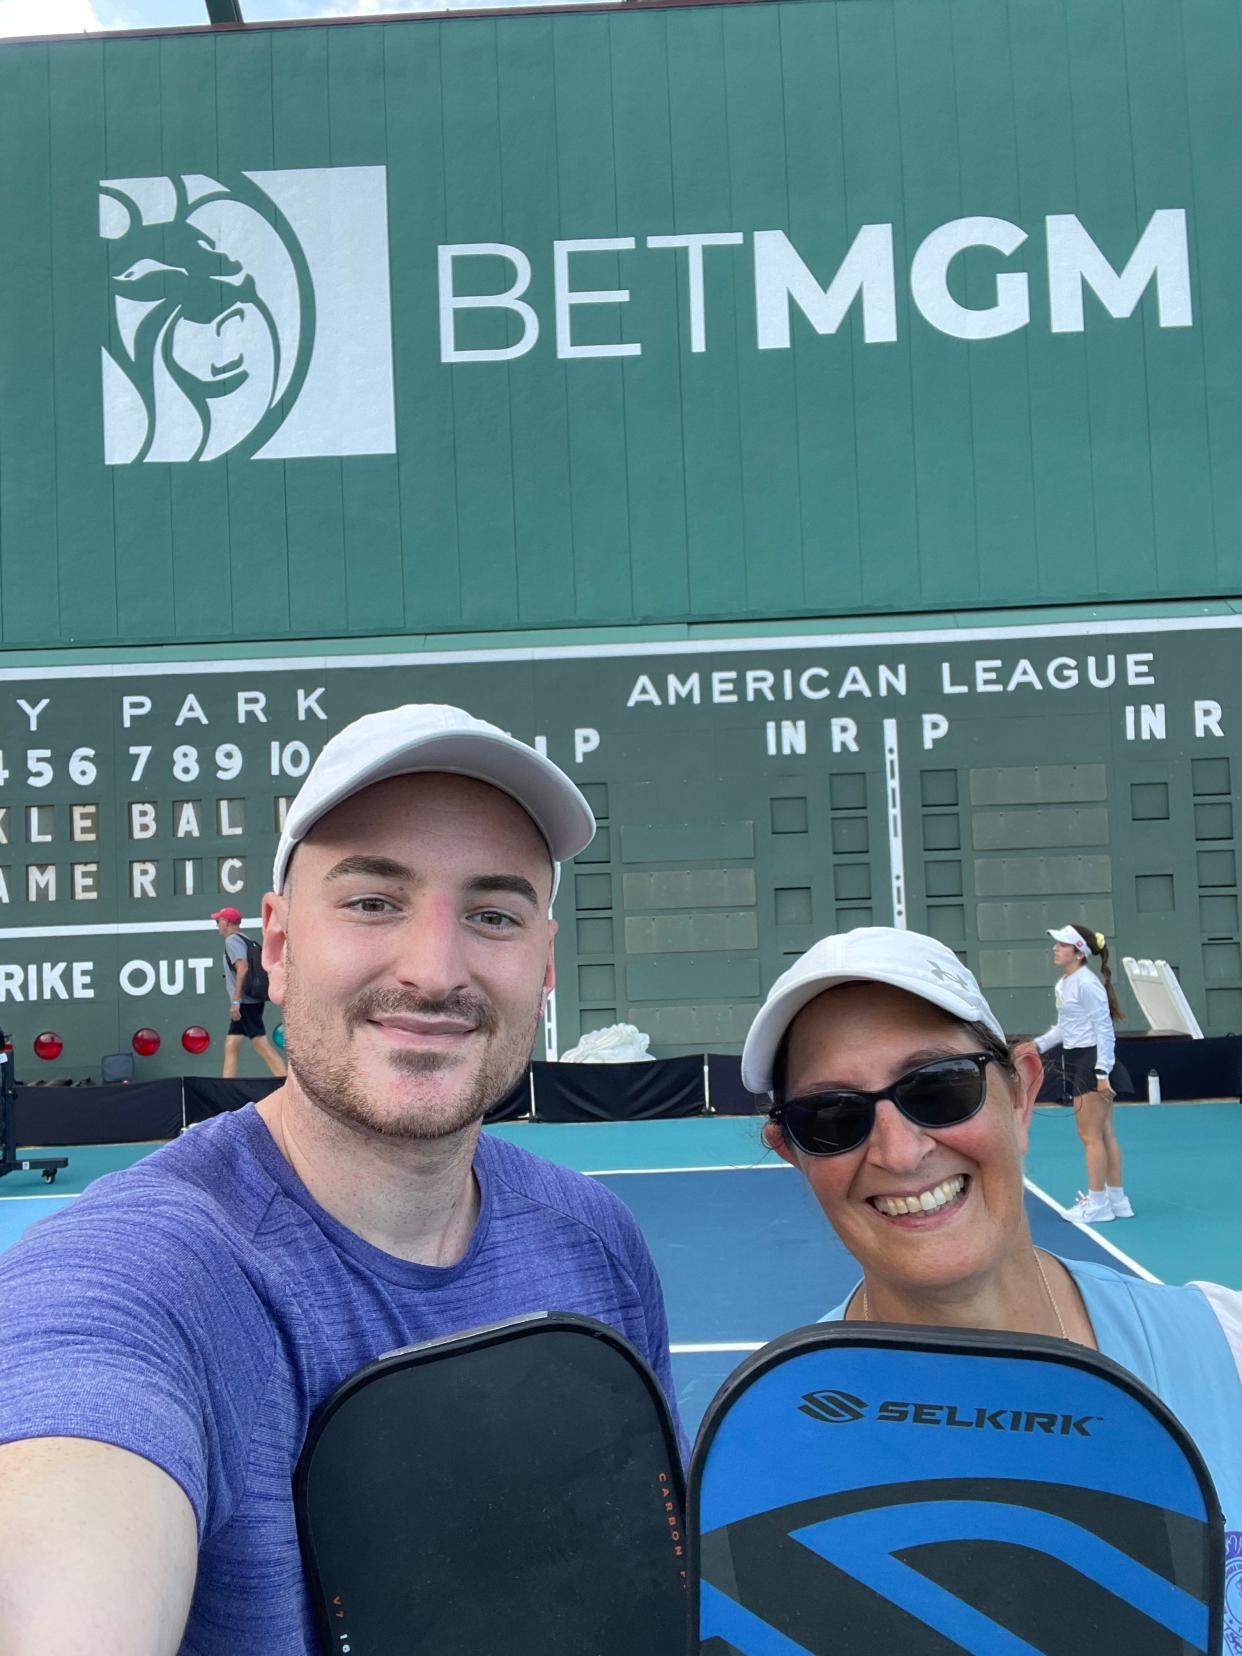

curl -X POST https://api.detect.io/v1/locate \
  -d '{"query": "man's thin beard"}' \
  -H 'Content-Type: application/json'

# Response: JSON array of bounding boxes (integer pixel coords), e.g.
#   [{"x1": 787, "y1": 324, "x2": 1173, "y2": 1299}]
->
[{"x1": 281, "y1": 946, "x2": 539, "y2": 1140}]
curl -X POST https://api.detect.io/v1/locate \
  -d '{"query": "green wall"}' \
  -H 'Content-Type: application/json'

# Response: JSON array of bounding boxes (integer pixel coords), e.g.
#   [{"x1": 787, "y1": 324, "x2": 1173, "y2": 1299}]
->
[
  {"x1": 1, "y1": 612, "x2": 1238, "y2": 1076},
  {"x1": 0, "y1": 0, "x2": 1239, "y2": 649}
]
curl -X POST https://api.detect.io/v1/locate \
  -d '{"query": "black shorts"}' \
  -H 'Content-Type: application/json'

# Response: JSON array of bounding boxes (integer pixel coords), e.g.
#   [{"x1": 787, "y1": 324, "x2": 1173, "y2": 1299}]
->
[
  {"x1": 227, "y1": 1003, "x2": 266, "y2": 1039},
  {"x1": 1062, "y1": 1045, "x2": 1109, "y2": 1096}
]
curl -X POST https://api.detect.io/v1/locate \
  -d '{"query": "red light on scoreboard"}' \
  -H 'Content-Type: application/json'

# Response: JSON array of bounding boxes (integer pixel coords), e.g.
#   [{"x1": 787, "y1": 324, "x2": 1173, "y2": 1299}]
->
[
  {"x1": 181, "y1": 1026, "x2": 211, "y2": 1055},
  {"x1": 132, "y1": 1028, "x2": 161, "y2": 1057},
  {"x1": 33, "y1": 1031, "x2": 64, "y2": 1061}
]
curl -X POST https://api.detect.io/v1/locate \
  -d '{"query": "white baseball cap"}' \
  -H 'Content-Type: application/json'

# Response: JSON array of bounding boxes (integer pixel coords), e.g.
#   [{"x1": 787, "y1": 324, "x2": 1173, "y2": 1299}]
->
[
  {"x1": 1048, "y1": 925, "x2": 1090, "y2": 953},
  {"x1": 742, "y1": 926, "x2": 1005, "y2": 1096},
  {"x1": 272, "y1": 704, "x2": 596, "y2": 899}
]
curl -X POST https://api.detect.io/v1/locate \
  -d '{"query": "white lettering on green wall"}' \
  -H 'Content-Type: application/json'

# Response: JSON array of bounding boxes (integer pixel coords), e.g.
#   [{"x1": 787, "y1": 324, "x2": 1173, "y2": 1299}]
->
[{"x1": 438, "y1": 211, "x2": 1191, "y2": 362}]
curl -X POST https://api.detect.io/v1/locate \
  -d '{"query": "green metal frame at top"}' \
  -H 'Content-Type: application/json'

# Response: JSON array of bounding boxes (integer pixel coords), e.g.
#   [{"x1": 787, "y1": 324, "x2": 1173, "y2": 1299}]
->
[{"x1": 205, "y1": 1, "x2": 245, "y2": 23}]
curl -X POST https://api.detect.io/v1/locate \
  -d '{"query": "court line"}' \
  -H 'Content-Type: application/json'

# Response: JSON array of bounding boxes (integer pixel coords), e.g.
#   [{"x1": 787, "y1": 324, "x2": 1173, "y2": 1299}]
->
[
  {"x1": 1024, "y1": 1176, "x2": 1162, "y2": 1283},
  {"x1": 672, "y1": 1342, "x2": 765, "y2": 1354},
  {"x1": 0, "y1": 1192, "x2": 75, "y2": 1203}
]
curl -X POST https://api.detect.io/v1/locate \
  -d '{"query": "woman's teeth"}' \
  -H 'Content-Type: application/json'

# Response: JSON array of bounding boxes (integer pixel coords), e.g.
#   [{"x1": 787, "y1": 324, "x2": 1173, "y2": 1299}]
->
[{"x1": 872, "y1": 1175, "x2": 966, "y2": 1218}]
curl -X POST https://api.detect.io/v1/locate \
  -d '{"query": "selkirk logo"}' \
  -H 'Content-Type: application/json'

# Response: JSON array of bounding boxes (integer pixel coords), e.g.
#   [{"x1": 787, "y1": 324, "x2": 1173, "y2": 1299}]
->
[
  {"x1": 800, "y1": 1392, "x2": 1100, "y2": 1437},
  {"x1": 799, "y1": 1390, "x2": 867, "y2": 1423},
  {"x1": 99, "y1": 167, "x2": 395, "y2": 463}
]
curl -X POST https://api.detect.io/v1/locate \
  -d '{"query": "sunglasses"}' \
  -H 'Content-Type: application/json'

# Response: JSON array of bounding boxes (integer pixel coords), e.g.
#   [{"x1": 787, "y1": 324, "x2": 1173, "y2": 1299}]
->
[{"x1": 769, "y1": 1052, "x2": 994, "y2": 1157}]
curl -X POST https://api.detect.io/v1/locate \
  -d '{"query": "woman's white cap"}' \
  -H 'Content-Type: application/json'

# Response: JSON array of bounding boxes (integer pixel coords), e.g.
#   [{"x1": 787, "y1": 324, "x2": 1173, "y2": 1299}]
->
[
  {"x1": 1048, "y1": 925, "x2": 1090, "y2": 953},
  {"x1": 272, "y1": 704, "x2": 596, "y2": 898},
  {"x1": 742, "y1": 926, "x2": 1005, "y2": 1096}
]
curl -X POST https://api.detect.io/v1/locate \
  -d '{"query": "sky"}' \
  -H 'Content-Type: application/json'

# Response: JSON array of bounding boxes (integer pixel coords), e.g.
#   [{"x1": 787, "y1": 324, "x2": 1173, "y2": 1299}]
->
[{"x1": 0, "y1": 0, "x2": 448, "y2": 38}]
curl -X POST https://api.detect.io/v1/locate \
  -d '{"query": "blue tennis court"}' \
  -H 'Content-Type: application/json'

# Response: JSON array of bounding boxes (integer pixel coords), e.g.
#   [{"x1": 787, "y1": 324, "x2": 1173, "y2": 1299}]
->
[{"x1": 3, "y1": 1103, "x2": 1237, "y2": 1435}]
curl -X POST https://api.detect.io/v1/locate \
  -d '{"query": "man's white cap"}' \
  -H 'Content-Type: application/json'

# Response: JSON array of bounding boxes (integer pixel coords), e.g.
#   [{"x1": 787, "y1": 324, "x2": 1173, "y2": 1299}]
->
[
  {"x1": 742, "y1": 926, "x2": 1005, "y2": 1096},
  {"x1": 1048, "y1": 925, "x2": 1090, "y2": 953},
  {"x1": 272, "y1": 704, "x2": 596, "y2": 898}
]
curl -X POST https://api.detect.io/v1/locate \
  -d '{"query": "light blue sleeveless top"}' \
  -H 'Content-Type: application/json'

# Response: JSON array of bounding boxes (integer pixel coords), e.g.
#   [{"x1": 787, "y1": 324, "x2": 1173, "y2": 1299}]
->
[{"x1": 825, "y1": 1255, "x2": 1242, "y2": 1649}]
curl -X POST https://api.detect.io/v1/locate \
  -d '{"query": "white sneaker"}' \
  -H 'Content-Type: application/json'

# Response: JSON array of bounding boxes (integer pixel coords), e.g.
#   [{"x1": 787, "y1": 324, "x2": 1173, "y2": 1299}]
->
[
  {"x1": 1108, "y1": 1192, "x2": 1135, "y2": 1219},
  {"x1": 1069, "y1": 1191, "x2": 1114, "y2": 1223}
]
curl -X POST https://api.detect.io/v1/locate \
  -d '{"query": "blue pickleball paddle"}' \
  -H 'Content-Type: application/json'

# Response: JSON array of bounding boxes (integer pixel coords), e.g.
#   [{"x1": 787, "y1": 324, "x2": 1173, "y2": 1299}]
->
[{"x1": 691, "y1": 1323, "x2": 1223, "y2": 1655}]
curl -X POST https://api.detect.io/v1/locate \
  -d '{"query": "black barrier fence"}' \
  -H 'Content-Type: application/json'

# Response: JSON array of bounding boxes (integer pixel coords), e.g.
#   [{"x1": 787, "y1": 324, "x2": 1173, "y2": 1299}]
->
[{"x1": 13, "y1": 1034, "x2": 1241, "y2": 1147}]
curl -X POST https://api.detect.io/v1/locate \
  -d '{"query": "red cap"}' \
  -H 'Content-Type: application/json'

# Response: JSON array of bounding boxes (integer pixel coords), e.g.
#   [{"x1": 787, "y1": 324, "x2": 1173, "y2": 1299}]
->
[{"x1": 211, "y1": 907, "x2": 243, "y2": 924}]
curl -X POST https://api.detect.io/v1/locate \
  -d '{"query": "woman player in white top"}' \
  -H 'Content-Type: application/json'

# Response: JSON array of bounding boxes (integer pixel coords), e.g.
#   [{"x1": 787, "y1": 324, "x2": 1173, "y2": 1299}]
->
[{"x1": 1035, "y1": 923, "x2": 1134, "y2": 1224}]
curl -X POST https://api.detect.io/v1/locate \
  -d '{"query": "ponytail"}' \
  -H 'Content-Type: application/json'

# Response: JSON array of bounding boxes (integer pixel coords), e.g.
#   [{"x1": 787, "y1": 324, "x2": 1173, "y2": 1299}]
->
[{"x1": 1071, "y1": 923, "x2": 1125, "y2": 1022}]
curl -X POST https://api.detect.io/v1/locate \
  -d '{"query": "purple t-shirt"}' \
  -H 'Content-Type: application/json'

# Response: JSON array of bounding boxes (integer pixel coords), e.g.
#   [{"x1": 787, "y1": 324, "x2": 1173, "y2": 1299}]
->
[{"x1": 0, "y1": 1106, "x2": 681, "y2": 1654}]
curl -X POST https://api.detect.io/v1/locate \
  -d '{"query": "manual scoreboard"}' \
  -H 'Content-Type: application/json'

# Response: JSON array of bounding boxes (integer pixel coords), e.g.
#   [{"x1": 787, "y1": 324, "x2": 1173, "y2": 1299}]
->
[{"x1": 1, "y1": 615, "x2": 1238, "y2": 1076}]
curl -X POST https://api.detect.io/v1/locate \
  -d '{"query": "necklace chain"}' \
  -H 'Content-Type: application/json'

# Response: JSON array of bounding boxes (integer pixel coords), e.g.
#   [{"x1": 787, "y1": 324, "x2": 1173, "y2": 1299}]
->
[{"x1": 860, "y1": 1248, "x2": 1069, "y2": 1341}]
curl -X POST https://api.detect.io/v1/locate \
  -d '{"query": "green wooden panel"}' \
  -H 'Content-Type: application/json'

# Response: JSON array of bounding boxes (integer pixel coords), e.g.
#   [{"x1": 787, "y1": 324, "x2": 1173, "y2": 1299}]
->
[
  {"x1": 837, "y1": 0, "x2": 919, "y2": 610},
  {"x1": 609, "y1": 13, "x2": 690, "y2": 623},
  {"x1": 638, "y1": 1003, "x2": 756, "y2": 1045},
  {"x1": 49, "y1": 42, "x2": 117, "y2": 645},
  {"x1": 622, "y1": 868, "x2": 757, "y2": 910},
  {"x1": 894, "y1": 0, "x2": 977, "y2": 611},
  {"x1": 624, "y1": 911, "x2": 759, "y2": 953},
  {"x1": 379, "y1": 26, "x2": 459, "y2": 636},
  {"x1": 497, "y1": 16, "x2": 576, "y2": 627},
  {"x1": 1123, "y1": 0, "x2": 1216, "y2": 598},
  {"x1": 979, "y1": 945, "x2": 1066, "y2": 991},
  {"x1": 626, "y1": 953, "x2": 761, "y2": 999},
  {"x1": 779, "y1": 0, "x2": 863, "y2": 615},
  {"x1": 0, "y1": 47, "x2": 60, "y2": 646},
  {"x1": 973, "y1": 853, "x2": 1113, "y2": 896},
  {"x1": 1182, "y1": 0, "x2": 1242, "y2": 592},
  {"x1": 1009, "y1": 0, "x2": 1097, "y2": 597},
  {"x1": 217, "y1": 30, "x2": 290, "y2": 640},
  {"x1": 620, "y1": 820, "x2": 755, "y2": 863},
  {"x1": 271, "y1": 31, "x2": 347, "y2": 642},
  {"x1": 953, "y1": 0, "x2": 1040, "y2": 606},
  {"x1": 1064, "y1": 0, "x2": 1157, "y2": 598},
  {"x1": 158, "y1": 38, "x2": 235, "y2": 642},
  {"x1": 725, "y1": 4, "x2": 804, "y2": 617},
  {"x1": 553, "y1": 14, "x2": 634, "y2": 625},
  {"x1": 972, "y1": 805, "x2": 1110, "y2": 849},
  {"x1": 441, "y1": 21, "x2": 520, "y2": 632},
  {"x1": 329, "y1": 25, "x2": 405, "y2": 635},
  {"x1": 977, "y1": 897, "x2": 1115, "y2": 940},
  {"x1": 970, "y1": 763, "x2": 1108, "y2": 805},
  {"x1": 665, "y1": 6, "x2": 747, "y2": 618}
]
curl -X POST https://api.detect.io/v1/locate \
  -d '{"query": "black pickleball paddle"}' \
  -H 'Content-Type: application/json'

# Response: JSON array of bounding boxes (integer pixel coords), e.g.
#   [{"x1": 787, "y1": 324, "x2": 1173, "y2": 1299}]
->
[
  {"x1": 295, "y1": 1312, "x2": 687, "y2": 1656},
  {"x1": 690, "y1": 1323, "x2": 1223, "y2": 1655}
]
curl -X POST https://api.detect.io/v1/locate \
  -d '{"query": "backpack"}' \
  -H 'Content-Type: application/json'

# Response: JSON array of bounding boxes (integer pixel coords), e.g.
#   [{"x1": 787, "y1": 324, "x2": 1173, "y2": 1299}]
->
[{"x1": 228, "y1": 933, "x2": 270, "y2": 1003}]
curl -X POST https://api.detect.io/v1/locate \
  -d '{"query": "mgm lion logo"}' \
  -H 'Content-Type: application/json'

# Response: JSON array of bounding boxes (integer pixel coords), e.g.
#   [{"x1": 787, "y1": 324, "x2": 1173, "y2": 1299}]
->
[{"x1": 99, "y1": 166, "x2": 395, "y2": 464}]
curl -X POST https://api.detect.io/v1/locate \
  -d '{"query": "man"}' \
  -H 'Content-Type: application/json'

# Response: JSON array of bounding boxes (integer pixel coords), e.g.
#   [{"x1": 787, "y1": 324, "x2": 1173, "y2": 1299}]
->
[
  {"x1": 211, "y1": 905, "x2": 286, "y2": 1078},
  {"x1": 0, "y1": 705, "x2": 680, "y2": 1656}
]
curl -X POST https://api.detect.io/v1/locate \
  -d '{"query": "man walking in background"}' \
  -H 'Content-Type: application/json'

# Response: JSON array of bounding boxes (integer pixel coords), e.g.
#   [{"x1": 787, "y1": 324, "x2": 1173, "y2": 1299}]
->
[{"x1": 212, "y1": 905, "x2": 286, "y2": 1078}]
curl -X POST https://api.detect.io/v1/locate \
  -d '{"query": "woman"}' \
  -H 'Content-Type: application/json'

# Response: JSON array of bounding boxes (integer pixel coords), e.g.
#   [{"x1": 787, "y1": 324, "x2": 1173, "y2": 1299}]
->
[
  {"x1": 742, "y1": 925, "x2": 1241, "y2": 1645},
  {"x1": 1035, "y1": 923, "x2": 1132, "y2": 1223}
]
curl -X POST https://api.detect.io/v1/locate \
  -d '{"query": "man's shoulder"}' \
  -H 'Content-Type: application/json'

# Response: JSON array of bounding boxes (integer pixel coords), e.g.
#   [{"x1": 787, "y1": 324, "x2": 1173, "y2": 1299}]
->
[
  {"x1": 479, "y1": 1132, "x2": 643, "y2": 1250},
  {"x1": 4, "y1": 1111, "x2": 277, "y2": 1274}
]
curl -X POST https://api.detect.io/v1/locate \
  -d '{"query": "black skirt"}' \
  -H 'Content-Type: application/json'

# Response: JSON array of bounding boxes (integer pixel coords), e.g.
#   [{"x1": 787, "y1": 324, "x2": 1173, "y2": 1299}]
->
[{"x1": 1041, "y1": 1044, "x2": 1132, "y2": 1101}]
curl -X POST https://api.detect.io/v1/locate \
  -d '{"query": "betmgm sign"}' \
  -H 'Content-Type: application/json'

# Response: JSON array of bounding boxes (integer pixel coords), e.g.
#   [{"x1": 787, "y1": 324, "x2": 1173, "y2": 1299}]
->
[{"x1": 99, "y1": 162, "x2": 1190, "y2": 465}]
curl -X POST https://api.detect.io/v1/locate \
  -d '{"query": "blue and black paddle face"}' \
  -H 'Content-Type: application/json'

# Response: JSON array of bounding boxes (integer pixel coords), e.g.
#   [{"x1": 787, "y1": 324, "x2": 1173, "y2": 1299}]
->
[
  {"x1": 294, "y1": 1313, "x2": 686, "y2": 1656},
  {"x1": 691, "y1": 1325, "x2": 1223, "y2": 1655}
]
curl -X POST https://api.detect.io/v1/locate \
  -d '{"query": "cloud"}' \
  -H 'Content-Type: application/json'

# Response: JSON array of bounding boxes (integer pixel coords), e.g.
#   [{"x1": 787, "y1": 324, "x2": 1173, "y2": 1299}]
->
[{"x1": 0, "y1": 0, "x2": 108, "y2": 36}]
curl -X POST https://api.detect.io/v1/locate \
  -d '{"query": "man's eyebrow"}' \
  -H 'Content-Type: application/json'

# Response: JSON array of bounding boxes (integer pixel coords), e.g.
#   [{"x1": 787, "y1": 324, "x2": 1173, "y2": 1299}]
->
[
  {"x1": 322, "y1": 854, "x2": 415, "y2": 884},
  {"x1": 463, "y1": 873, "x2": 541, "y2": 909}
]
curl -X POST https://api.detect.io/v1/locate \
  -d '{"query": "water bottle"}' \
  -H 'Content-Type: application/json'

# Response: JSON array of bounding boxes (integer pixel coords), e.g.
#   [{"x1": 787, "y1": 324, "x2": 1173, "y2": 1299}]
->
[{"x1": 1146, "y1": 1069, "x2": 1161, "y2": 1106}]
